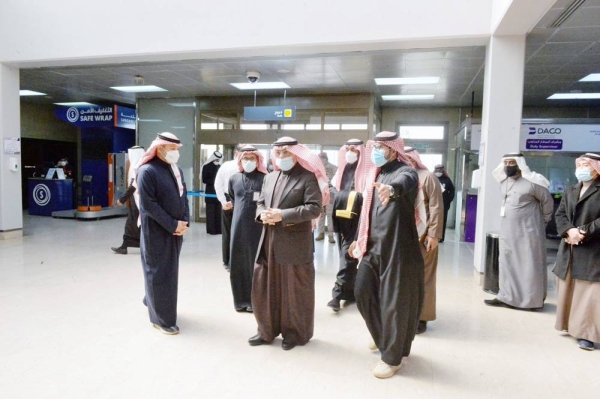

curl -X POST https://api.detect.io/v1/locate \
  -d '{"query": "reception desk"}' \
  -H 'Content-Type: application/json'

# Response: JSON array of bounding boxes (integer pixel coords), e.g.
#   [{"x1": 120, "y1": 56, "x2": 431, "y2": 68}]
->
[{"x1": 28, "y1": 178, "x2": 73, "y2": 216}]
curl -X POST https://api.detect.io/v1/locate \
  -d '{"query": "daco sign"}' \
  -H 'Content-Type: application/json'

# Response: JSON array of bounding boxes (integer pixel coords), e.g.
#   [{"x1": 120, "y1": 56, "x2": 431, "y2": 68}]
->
[{"x1": 521, "y1": 124, "x2": 600, "y2": 152}]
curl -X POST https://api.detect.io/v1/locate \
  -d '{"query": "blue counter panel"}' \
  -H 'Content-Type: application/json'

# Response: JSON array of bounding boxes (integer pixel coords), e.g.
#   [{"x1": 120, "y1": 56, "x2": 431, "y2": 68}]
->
[{"x1": 28, "y1": 179, "x2": 74, "y2": 216}]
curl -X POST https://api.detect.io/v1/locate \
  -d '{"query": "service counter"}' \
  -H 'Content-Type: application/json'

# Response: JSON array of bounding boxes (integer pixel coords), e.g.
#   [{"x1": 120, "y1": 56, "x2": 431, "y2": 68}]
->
[{"x1": 28, "y1": 178, "x2": 73, "y2": 216}]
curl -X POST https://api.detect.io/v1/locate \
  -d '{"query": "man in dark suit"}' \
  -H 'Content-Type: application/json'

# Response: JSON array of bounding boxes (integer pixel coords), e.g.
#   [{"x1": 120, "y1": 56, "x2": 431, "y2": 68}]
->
[{"x1": 248, "y1": 137, "x2": 328, "y2": 351}]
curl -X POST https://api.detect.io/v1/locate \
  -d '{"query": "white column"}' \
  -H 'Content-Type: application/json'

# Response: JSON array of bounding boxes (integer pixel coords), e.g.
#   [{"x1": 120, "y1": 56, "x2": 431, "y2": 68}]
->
[
  {"x1": 0, "y1": 63, "x2": 23, "y2": 238},
  {"x1": 473, "y1": 35, "x2": 525, "y2": 273}
]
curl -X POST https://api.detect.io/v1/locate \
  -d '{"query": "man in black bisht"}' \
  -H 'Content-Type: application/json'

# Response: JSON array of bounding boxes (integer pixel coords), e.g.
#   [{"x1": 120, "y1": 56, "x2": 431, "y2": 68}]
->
[
  {"x1": 349, "y1": 131, "x2": 424, "y2": 379},
  {"x1": 433, "y1": 164, "x2": 455, "y2": 242},
  {"x1": 136, "y1": 132, "x2": 190, "y2": 335},
  {"x1": 227, "y1": 145, "x2": 267, "y2": 312},
  {"x1": 202, "y1": 151, "x2": 223, "y2": 235},
  {"x1": 327, "y1": 139, "x2": 366, "y2": 312},
  {"x1": 112, "y1": 146, "x2": 145, "y2": 255}
]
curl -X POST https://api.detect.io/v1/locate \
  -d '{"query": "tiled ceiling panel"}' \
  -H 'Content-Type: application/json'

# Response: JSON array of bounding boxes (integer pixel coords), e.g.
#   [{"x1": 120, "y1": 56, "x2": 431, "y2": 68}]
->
[{"x1": 19, "y1": 1, "x2": 600, "y2": 108}]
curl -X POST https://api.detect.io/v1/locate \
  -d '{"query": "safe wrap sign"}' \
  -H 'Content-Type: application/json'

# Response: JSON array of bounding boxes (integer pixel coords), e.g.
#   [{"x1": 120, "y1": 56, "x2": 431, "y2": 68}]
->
[
  {"x1": 56, "y1": 105, "x2": 136, "y2": 129},
  {"x1": 520, "y1": 124, "x2": 600, "y2": 152}
]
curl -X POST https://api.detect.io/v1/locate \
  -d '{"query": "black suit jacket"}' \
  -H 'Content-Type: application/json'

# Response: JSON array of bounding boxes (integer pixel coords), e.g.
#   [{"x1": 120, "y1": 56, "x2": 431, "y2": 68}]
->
[
  {"x1": 553, "y1": 178, "x2": 600, "y2": 282},
  {"x1": 255, "y1": 164, "x2": 322, "y2": 265}
]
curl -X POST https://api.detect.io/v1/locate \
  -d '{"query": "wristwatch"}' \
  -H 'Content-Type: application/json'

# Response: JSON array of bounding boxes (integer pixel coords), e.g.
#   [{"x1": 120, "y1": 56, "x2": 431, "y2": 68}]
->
[{"x1": 387, "y1": 185, "x2": 395, "y2": 198}]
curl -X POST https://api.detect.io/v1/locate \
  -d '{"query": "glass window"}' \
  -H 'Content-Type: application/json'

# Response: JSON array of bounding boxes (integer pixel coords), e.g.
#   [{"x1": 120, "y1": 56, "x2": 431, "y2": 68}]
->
[
  {"x1": 419, "y1": 153, "x2": 443, "y2": 172},
  {"x1": 399, "y1": 125, "x2": 444, "y2": 140},
  {"x1": 324, "y1": 113, "x2": 368, "y2": 131},
  {"x1": 240, "y1": 123, "x2": 277, "y2": 130},
  {"x1": 200, "y1": 113, "x2": 237, "y2": 130}
]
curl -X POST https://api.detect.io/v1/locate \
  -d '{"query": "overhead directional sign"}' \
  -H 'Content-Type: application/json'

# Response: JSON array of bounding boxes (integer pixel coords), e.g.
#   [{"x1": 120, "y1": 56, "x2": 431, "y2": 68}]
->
[{"x1": 244, "y1": 106, "x2": 296, "y2": 121}]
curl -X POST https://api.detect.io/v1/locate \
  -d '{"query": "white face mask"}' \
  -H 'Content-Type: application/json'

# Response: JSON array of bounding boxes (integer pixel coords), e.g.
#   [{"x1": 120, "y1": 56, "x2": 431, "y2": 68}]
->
[
  {"x1": 164, "y1": 150, "x2": 180, "y2": 164},
  {"x1": 345, "y1": 151, "x2": 358, "y2": 164},
  {"x1": 276, "y1": 156, "x2": 295, "y2": 171},
  {"x1": 434, "y1": 172, "x2": 443, "y2": 177},
  {"x1": 242, "y1": 160, "x2": 257, "y2": 173}
]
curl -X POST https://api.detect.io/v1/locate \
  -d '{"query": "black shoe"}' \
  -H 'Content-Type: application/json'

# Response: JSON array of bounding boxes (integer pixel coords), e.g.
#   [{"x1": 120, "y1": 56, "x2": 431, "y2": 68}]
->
[
  {"x1": 246, "y1": 306, "x2": 253, "y2": 313},
  {"x1": 484, "y1": 298, "x2": 511, "y2": 308},
  {"x1": 578, "y1": 339, "x2": 595, "y2": 351},
  {"x1": 248, "y1": 334, "x2": 269, "y2": 346},
  {"x1": 282, "y1": 339, "x2": 297, "y2": 351},
  {"x1": 235, "y1": 307, "x2": 246, "y2": 312},
  {"x1": 416, "y1": 321, "x2": 427, "y2": 334},
  {"x1": 327, "y1": 298, "x2": 341, "y2": 312},
  {"x1": 111, "y1": 246, "x2": 127, "y2": 255},
  {"x1": 153, "y1": 324, "x2": 179, "y2": 335}
]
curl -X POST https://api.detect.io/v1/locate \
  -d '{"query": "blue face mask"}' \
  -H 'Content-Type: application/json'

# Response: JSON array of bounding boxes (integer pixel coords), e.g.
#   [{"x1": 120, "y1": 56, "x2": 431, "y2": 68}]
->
[
  {"x1": 371, "y1": 148, "x2": 388, "y2": 167},
  {"x1": 276, "y1": 156, "x2": 295, "y2": 171},
  {"x1": 575, "y1": 167, "x2": 594, "y2": 182}
]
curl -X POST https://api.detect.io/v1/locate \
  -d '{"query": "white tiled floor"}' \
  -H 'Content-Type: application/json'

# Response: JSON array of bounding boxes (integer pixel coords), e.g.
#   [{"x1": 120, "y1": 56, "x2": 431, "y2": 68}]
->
[{"x1": 1, "y1": 214, "x2": 598, "y2": 398}]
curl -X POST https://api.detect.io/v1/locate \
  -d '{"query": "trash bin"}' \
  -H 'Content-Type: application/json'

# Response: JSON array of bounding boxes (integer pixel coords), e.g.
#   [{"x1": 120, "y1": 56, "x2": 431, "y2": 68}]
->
[{"x1": 483, "y1": 232, "x2": 500, "y2": 294}]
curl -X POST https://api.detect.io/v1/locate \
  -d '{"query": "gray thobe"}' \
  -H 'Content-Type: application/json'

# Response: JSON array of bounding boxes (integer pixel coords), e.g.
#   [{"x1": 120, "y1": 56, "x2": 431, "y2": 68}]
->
[{"x1": 497, "y1": 176, "x2": 553, "y2": 309}]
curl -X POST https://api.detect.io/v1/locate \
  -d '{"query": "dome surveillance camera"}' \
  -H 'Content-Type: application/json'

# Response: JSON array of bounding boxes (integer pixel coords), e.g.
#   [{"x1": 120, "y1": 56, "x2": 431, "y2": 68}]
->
[{"x1": 246, "y1": 71, "x2": 260, "y2": 83}]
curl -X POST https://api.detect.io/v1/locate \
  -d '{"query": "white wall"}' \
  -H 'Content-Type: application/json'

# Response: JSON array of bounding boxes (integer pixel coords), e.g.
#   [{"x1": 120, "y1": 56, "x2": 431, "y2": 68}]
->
[{"x1": 1, "y1": 0, "x2": 493, "y2": 67}]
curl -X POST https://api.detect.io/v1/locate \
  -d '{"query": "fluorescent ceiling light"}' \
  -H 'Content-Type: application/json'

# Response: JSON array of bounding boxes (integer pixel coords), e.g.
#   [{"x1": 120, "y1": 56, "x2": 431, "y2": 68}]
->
[
  {"x1": 111, "y1": 85, "x2": 167, "y2": 93},
  {"x1": 579, "y1": 74, "x2": 600, "y2": 82},
  {"x1": 54, "y1": 102, "x2": 97, "y2": 106},
  {"x1": 20, "y1": 90, "x2": 47, "y2": 96},
  {"x1": 230, "y1": 82, "x2": 290, "y2": 90},
  {"x1": 375, "y1": 77, "x2": 439, "y2": 85},
  {"x1": 168, "y1": 102, "x2": 196, "y2": 107},
  {"x1": 547, "y1": 93, "x2": 600, "y2": 100},
  {"x1": 138, "y1": 119, "x2": 163, "y2": 122},
  {"x1": 382, "y1": 94, "x2": 435, "y2": 101}
]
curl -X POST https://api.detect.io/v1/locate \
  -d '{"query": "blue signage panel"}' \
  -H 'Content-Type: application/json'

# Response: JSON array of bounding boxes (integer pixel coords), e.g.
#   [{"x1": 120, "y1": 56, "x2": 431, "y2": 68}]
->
[
  {"x1": 114, "y1": 105, "x2": 136, "y2": 129},
  {"x1": 56, "y1": 105, "x2": 136, "y2": 130},
  {"x1": 244, "y1": 106, "x2": 296, "y2": 121}
]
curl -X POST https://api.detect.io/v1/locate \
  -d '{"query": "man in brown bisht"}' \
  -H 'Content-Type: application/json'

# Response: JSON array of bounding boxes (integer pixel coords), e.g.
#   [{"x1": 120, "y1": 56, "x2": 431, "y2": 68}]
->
[
  {"x1": 248, "y1": 137, "x2": 328, "y2": 350},
  {"x1": 405, "y1": 146, "x2": 444, "y2": 334},
  {"x1": 349, "y1": 131, "x2": 424, "y2": 379}
]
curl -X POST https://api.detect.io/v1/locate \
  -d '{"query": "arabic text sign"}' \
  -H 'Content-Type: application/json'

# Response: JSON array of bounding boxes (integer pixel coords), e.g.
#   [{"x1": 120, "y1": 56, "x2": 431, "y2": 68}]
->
[
  {"x1": 520, "y1": 124, "x2": 600, "y2": 152},
  {"x1": 56, "y1": 105, "x2": 136, "y2": 129},
  {"x1": 244, "y1": 106, "x2": 296, "y2": 121}
]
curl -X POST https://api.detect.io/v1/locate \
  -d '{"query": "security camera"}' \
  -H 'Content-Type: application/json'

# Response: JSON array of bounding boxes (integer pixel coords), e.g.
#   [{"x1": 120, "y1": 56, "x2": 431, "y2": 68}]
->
[{"x1": 246, "y1": 71, "x2": 260, "y2": 83}]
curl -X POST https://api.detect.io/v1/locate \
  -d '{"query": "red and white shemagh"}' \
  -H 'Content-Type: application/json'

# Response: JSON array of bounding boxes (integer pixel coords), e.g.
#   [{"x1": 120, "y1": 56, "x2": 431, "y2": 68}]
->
[
  {"x1": 270, "y1": 137, "x2": 330, "y2": 206},
  {"x1": 405, "y1": 147, "x2": 428, "y2": 171},
  {"x1": 352, "y1": 132, "x2": 420, "y2": 258},
  {"x1": 335, "y1": 141, "x2": 367, "y2": 193},
  {"x1": 404, "y1": 147, "x2": 428, "y2": 237},
  {"x1": 135, "y1": 132, "x2": 184, "y2": 197},
  {"x1": 236, "y1": 145, "x2": 268, "y2": 174},
  {"x1": 580, "y1": 153, "x2": 600, "y2": 176}
]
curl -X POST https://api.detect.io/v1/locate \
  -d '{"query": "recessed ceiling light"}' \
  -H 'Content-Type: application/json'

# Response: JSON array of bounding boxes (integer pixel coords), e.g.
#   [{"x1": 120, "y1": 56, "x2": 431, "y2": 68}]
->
[
  {"x1": 579, "y1": 73, "x2": 600, "y2": 82},
  {"x1": 230, "y1": 82, "x2": 290, "y2": 90},
  {"x1": 277, "y1": 69, "x2": 291, "y2": 74},
  {"x1": 54, "y1": 102, "x2": 97, "y2": 106},
  {"x1": 548, "y1": 93, "x2": 600, "y2": 100},
  {"x1": 20, "y1": 90, "x2": 47, "y2": 96},
  {"x1": 375, "y1": 77, "x2": 440, "y2": 85},
  {"x1": 110, "y1": 85, "x2": 168, "y2": 93},
  {"x1": 382, "y1": 94, "x2": 435, "y2": 101}
]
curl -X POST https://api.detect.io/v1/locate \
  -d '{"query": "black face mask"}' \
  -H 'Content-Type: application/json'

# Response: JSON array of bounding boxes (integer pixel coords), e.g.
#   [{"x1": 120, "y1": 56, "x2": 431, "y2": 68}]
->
[{"x1": 504, "y1": 165, "x2": 520, "y2": 177}]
